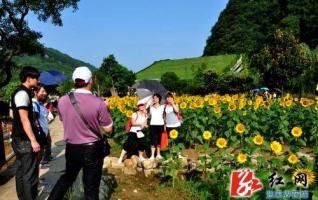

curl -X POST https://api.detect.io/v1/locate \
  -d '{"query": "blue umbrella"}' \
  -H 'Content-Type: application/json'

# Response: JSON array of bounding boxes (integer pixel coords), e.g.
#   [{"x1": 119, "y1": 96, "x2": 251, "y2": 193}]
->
[{"x1": 39, "y1": 70, "x2": 69, "y2": 86}]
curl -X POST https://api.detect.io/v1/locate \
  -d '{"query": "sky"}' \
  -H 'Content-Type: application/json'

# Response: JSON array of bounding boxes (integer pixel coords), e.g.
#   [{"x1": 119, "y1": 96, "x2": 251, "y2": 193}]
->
[{"x1": 27, "y1": 0, "x2": 228, "y2": 72}]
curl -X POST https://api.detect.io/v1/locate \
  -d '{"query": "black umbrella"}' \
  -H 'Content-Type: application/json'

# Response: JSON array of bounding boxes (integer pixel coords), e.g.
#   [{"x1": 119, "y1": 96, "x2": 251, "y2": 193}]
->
[
  {"x1": 137, "y1": 80, "x2": 167, "y2": 98},
  {"x1": 273, "y1": 88, "x2": 282, "y2": 93}
]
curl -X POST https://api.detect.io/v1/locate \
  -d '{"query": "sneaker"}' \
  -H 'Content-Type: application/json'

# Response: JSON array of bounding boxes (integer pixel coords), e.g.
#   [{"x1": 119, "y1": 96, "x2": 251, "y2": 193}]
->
[
  {"x1": 156, "y1": 155, "x2": 163, "y2": 160},
  {"x1": 178, "y1": 153, "x2": 186, "y2": 159},
  {"x1": 117, "y1": 159, "x2": 123, "y2": 164},
  {"x1": 149, "y1": 156, "x2": 154, "y2": 160},
  {"x1": 139, "y1": 156, "x2": 146, "y2": 162},
  {"x1": 48, "y1": 156, "x2": 56, "y2": 161},
  {"x1": 40, "y1": 162, "x2": 50, "y2": 169}
]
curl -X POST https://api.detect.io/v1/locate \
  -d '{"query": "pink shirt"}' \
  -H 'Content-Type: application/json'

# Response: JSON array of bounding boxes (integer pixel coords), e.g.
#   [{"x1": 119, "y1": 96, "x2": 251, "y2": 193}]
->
[{"x1": 58, "y1": 89, "x2": 112, "y2": 144}]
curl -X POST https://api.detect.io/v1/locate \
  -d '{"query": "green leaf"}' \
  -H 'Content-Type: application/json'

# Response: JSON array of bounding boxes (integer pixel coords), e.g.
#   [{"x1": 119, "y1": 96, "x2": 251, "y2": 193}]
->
[{"x1": 313, "y1": 146, "x2": 318, "y2": 154}]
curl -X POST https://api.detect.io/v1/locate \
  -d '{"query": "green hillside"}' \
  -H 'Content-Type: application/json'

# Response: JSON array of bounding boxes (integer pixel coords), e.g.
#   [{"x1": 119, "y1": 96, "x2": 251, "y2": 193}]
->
[
  {"x1": 204, "y1": 0, "x2": 318, "y2": 56},
  {"x1": 137, "y1": 54, "x2": 239, "y2": 80},
  {"x1": 13, "y1": 48, "x2": 95, "y2": 76}
]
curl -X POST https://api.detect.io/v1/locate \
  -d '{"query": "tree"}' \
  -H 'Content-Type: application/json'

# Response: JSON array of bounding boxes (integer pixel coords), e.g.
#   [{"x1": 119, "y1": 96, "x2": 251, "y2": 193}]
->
[
  {"x1": 160, "y1": 72, "x2": 180, "y2": 92},
  {"x1": 98, "y1": 55, "x2": 136, "y2": 97},
  {"x1": 0, "y1": 0, "x2": 80, "y2": 88},
  {"x1": 250, "y1": 30, "x2": 314, "y2": 95},
  {"x1": 203, "y1": 0, "x2": 318, "y2": 56},
  {"x1": 202, "y1": 70, "x2": 218, "y2": 94}
]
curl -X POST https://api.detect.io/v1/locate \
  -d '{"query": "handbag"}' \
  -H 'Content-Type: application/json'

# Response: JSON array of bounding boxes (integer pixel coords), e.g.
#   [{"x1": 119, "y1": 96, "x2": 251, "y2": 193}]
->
[
  {"x1": 69, "y1": 92, "x2": 110, "y2": 157},
  {"x1": 160, "y1": 130, "x2": 168, "y2": 149}
]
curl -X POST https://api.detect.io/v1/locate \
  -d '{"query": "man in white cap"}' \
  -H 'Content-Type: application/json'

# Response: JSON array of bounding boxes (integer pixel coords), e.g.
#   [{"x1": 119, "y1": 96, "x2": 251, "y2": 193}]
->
[{"x1": 48, "y1": 66, "x2": 113, "y2": 200}]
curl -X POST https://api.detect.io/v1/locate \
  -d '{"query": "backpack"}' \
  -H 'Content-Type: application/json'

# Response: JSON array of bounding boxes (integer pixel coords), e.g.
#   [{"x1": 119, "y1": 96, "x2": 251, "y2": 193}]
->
[{"x1": 124, "y1": 112, "x2": 138, "y2": 133}]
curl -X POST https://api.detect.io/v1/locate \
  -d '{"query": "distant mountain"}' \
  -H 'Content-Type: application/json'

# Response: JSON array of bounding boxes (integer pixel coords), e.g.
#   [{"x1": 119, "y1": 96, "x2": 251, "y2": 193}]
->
[
  {"x1": 13, "y1": 47, "x2": 95, "y2": 76},
  {"x1": 203, "y1": 0, "x2": 318, "y2": 56}
]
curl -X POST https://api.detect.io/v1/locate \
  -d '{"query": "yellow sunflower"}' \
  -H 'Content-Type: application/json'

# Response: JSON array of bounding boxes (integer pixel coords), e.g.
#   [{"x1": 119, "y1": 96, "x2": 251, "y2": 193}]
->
[
  {"x1": 213, "y1": 106, "x2": 221, "y2": 114},
  {"x1": 263, "y1": 101, "x2": 270, "y2": 109},
  {"x1": 239, "y1": 100, "x2": 246, "y2": 109},
  {"x1": 208, "y1": 98, "x2": 218, "y2": 106},
  {"x1": 291, "y1": 127, "x2": 303, "y2": 138},
  {"x1": 270, "y1": 141, "x2": 283, "y2": 155},
  {"x1": 119, "y1": 106, "x2": 127, "y2": 114},
  {"x1": 235, "y1": 123, "x2": 245, "y2": 134},
  {"x1": 242, "y1": 111, "x2": 247, "y2": 116},
  {"x1": 292, "y1": 169, "x2": 315, "y2": 188},
  {"x1": 288, "y1": 154, "x2": 298, "y2": 164},
  {"x1": 126, "y1": 110, "x2": 133, "y2": 118},
  {"x1": 203, "y1": 131, "x2": 212, "y2": 140},
  {"x1": 180, "y1": 102, "x2": 187, "y2": 109},
  {"x1": 236, "y1": 153, "x2": 247, "y2": 164},
  {"x1": 247, "y1": 100, "x2": 253, "y2": 106},
  {"x1": 232, "y1": 94, "x2": 239, "y2": 101},
  {"x1": 169, "y1": 129, "x2": 178, "y2": 139},
  {"x1": 228, "y1": 102, "x2": 237, "y2": 111},
  {"x1": 253, "y1": 103, "x2": 259, "y2": 110},
  {"x1": 285, "y1": 100, "x2": 293, "y2": 107},
  {"x1": 216, "y1": 138, "x2": 227, "y2": 148},
  {"x1": 253, "y1": 135, "x2": 264, "y2": 145},
  {"x1": 300, "y1": 98, "x2": 314, "y2": 107}
]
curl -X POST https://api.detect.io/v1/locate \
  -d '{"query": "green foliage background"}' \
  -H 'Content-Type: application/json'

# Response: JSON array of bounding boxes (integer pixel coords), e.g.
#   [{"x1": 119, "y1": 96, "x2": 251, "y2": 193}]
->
[{"x1": 203, "y1": 0, "x2": 318, "y2": 56}]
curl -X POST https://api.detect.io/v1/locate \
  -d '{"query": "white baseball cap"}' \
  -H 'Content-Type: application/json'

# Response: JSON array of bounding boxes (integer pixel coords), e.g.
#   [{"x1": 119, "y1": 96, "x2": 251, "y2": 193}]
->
[{"x1": 72, "y1": 66, "x2": 92, "y2": 83}]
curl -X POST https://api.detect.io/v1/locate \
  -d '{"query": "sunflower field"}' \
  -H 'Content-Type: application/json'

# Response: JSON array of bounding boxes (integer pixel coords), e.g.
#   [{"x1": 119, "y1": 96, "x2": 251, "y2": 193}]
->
[{"x1": 107, "y1": 94, "x2": 318, "y2": 199}]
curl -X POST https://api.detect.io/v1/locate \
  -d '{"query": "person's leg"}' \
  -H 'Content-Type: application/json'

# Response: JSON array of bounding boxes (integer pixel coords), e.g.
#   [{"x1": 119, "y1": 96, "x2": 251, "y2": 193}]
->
[
  {"x1": 12, "y1": 140, "x2": 24, "y2": 199},
  {"x1": 82, "y1": 143, "x2": 103, "y2": 200},
  {"x1": 137, "y1": 136, "x2": 146, "y2": 160},
  {"x1": 43, "y1": 132, "x2": 52, "y2": 162},
  {"x1": 150, "y1": 126, "x2": 157, "y2": 159},
  {"x1": 119, "y1": 132, "x2": 138, "y2": 163},
  {"x1": 12, "y1": 140, "x2": 38, "y2": 200},
  {"x1": 156, "y1": 126, "x2": 164, "y2": 159},
  {"x1": 117, "y1": 149, "x2": 126, "y2": 164},
  {"x1": 48, "y1": 144, "x2": 82, "y2": 200}
]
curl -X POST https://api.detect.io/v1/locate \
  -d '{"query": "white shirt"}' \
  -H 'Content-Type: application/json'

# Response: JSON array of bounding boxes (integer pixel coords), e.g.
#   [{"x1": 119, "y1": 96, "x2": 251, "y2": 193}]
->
[
  {"x1": 150, "y1": 105, "x2": 164, "y2": 125},
  {"x1": 14, "y1": 90, "x2": 30, "y2": 107},
  {"x1": 130, "y1": 112, "x2": 147, "y2": 133}
]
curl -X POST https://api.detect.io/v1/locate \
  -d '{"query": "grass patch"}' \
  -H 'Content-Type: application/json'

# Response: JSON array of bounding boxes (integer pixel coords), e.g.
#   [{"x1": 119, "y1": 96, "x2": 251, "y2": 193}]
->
[{"x1": 137, "y1": 54, "x2": 239, "y2": 80}]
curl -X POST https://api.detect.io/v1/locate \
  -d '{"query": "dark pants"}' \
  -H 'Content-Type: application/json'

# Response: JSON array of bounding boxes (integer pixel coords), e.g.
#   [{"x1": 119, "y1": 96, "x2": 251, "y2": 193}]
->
[
  {"x1": 12, "y1": 138, "x2": 39, "y2": 200},
  {"x1": 42, "y1": 132, "x2": 52, "y2": 162},
  {"x1": 123, "y1": 132, "x2": 146, "y2": 156},
  {"x1": 48, "y1": 141, "x2": 104, "y2": 200},
  {"x1": 150, "y1": 125, "x2": 164, "y2": 147}
]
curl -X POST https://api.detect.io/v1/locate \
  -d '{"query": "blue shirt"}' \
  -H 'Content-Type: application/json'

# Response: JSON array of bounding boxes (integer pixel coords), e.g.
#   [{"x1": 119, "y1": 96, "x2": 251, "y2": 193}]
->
[{"x1": 32, "y1": 99, "x2": 49, "y2": 135}]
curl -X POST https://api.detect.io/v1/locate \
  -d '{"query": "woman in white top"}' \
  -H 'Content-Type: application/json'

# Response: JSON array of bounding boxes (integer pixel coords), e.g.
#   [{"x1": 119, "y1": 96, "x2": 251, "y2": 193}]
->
[
  {"x1": 118, "y1": 102, "x2": 148, "y2": 163},
  {"x1": 149, "y1": 93, "x2": 165, "y2": 160}
]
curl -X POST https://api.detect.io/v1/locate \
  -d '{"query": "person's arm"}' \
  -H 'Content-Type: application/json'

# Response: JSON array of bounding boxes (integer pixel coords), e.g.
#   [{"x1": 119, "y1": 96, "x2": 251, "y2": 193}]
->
[
  {"x1": 101, "y1": 124, "x2": 112, "y2": 133},
  {"x1": 19, "y1": 109, "x2": 40, "y2": 152},
  {"x1": 172, "y1": 103, "x2": 179, "y2": 113},
  {"x1": 99, "y1": 101, "x2": 113, "y2": 134}
]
